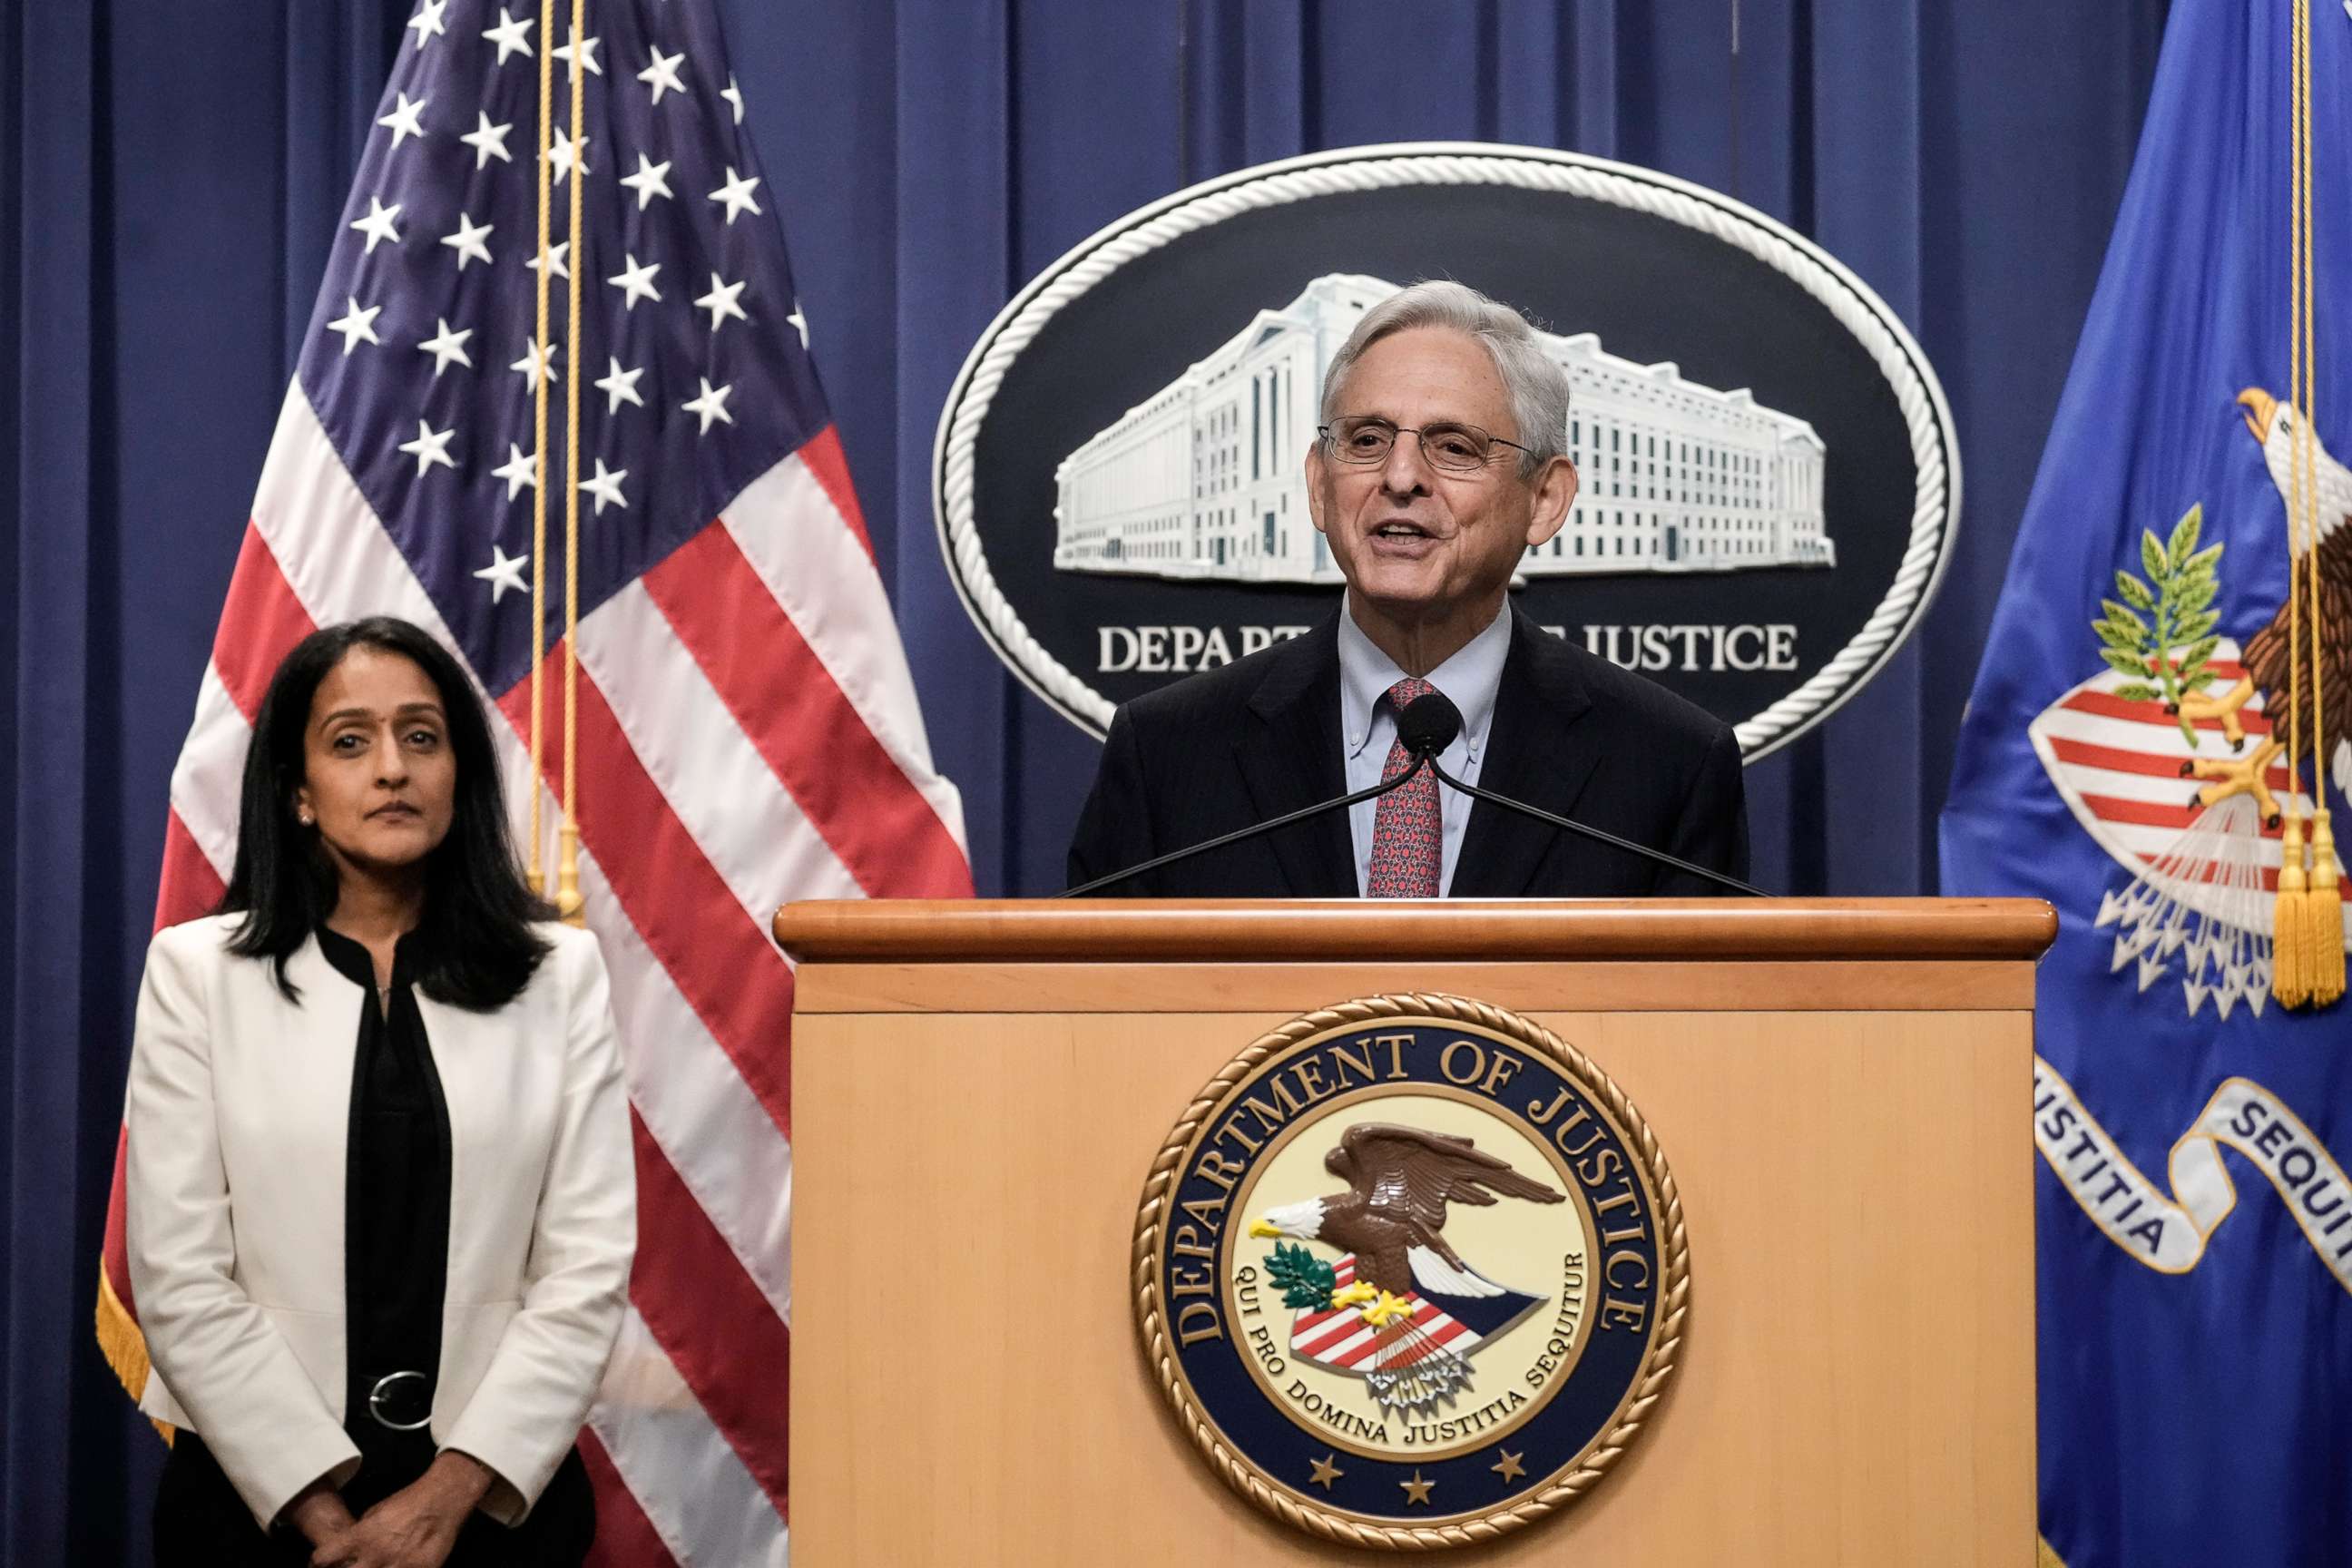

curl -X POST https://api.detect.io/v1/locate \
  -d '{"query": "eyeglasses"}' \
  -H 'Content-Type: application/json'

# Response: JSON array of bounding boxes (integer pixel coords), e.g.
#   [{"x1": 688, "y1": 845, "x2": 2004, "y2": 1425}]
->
[{"x1": 1317, "y1": 416, "x2": 1533, "y2": 474}]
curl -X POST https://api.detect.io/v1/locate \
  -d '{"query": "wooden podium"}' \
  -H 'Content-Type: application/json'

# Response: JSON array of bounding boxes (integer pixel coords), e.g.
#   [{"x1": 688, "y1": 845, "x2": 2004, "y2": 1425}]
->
[{"x1": 773, "y1": 897, "x2": 2053, "y2": 1565}]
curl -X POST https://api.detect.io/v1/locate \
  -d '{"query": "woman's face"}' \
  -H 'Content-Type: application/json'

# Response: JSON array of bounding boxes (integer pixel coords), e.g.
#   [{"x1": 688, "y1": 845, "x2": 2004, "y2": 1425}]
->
[{"x1": 293, "y1": 645, "x2": 458, "y2": 882}]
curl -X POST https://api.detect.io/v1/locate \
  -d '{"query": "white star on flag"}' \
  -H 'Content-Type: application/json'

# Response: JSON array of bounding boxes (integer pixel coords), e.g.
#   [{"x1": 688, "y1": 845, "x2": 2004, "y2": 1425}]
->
[
  {"x1": 349, "y1": 197, "x2": 403, "y2": 256},
  {"x1": 709, "y1": 167, "x2": 762, "y2": 225},
  {"x1": 482, "y1": 6, "x2": 533, "y2": 64},
  {"x1": 473, "y1": 543, "x2": 529, "y2": 602},
  {"x1": 551, "y1": 33, "x2": 602, "y2": 76},
  {"x1": 397, "y1": 418, "x2": 456, "y2": 476},
  {"x1": 682, "y1": 377, "x2": 735, "y2": 434},
  {"x1": 119, "y1": 6, "x2": 985, "y2": 1563},
  {"x1": 547, "y1": 128, "x2": 590, "y2": 184},
  {"x1": 405, "y1": 0, "x2": 448, "y2": 48},
  {"x1": 511, "y1": 339, "x2": 559, "y2": 391},
  {"x1": 579, "y1": 457, "x2": 629, "y2": 514},
  {"x1": 639, "y1": 47, "x2": 688, "y2": 104},
  {"x1": 596, "y1": 357, "x2": 646, "y2": 413},
  {"x1": 695, "y1": 272, "x2": 749, "y2": 332},
  {"x1": 377, "y1": 92, "x2": 428, "y2": 149},
  {"x1": 460, "y1": 113, "x2": 514, "y2": 168},
  {"x1": 416, "y1": 318, "x2": 474, "y2": 376},
  {"x1": 608, "y1": 253, "x2": 662, "y2": 310},
  {"x1": 440, "y1": 212, "x2": 494, "y2": 270},
  {"x1": 490, "y1": 443, "x2": 538, "y2": 500},
  {"x1": 620, "y1": 154, "x2": 673, "y2": 211},
  {"x1": 327, "y1": 297, "x2": 382, "y2": 355}
]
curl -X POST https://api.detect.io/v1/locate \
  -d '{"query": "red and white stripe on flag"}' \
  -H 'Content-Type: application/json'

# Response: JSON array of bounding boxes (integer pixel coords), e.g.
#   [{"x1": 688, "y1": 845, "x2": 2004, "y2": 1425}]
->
[{"x1": 99, "y1": 386, "x2": 971, "y2": 1567}]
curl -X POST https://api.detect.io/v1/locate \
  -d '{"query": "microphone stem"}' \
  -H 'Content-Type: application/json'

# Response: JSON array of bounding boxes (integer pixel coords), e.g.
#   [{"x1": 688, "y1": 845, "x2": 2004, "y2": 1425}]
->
[
  {"x1": 1426, "y1": 759, "x2": 1769, "y2": 898},
  {"x1": 1059, "y1": 751, "x2": 1435, "y2": 898}
]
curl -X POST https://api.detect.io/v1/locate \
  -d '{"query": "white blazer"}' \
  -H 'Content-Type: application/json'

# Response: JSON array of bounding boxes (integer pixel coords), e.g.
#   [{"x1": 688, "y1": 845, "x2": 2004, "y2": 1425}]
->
[{"x1": 124, "y1": 915, "x2": 635, "y2": 1531}]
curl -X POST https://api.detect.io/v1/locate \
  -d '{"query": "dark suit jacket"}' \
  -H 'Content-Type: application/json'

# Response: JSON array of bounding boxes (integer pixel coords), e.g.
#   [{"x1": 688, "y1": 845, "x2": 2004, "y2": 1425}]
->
[{"x1": 1066, "y1": 606, "x2": 1749, "y2": 897}]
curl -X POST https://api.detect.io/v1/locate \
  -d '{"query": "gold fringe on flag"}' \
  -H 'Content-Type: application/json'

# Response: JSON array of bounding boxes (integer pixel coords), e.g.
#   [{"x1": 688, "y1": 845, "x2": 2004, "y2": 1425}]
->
[{"x1": 95, "y1": 1265, "x2": 172, "y2": 1443}]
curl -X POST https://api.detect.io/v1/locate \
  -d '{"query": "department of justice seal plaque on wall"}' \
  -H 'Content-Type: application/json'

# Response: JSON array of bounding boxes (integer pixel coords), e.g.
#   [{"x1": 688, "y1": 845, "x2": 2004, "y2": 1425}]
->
[
  {"x1": 937, "y1": 142, "x2": 1961, "y2": 761},
  {"x1": 1133, "y1": 995, "x2": 1686, "y2": 1549}
]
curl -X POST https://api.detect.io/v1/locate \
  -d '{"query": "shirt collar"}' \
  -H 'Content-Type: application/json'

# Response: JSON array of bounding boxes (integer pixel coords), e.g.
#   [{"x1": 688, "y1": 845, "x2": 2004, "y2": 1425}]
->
[
  {"x1": 314, "y1": 922, "x2": 421, "y2": 993},
  {"x1": 1337, "y1": 595, "x2": 1514, "y2": 762}
]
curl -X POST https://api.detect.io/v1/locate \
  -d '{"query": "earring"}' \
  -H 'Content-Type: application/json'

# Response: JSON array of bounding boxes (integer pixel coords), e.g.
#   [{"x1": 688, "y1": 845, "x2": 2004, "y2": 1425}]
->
[{"x1": 298, "y1": 808, "x2": 315, "y2": 826}]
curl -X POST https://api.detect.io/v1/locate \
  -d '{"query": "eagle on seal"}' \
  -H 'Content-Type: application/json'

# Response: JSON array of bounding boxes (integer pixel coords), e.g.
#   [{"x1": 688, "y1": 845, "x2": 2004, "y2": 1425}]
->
[{"x1": 1248, "y1": 1122, "x2": 1564, "y2": 1331}]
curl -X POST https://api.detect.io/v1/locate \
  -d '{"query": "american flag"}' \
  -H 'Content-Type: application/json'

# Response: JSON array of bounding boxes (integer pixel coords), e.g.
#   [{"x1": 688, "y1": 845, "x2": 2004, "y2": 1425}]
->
[{"x1": 95, "y1": 2, "x2": 972, "y2": 1561}]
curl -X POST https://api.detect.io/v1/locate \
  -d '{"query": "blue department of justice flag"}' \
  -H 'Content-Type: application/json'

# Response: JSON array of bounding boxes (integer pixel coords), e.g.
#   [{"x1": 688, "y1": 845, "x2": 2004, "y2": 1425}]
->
[{"x1": 1942, "y1": 2, "x2": 2352, "y2": 1564}]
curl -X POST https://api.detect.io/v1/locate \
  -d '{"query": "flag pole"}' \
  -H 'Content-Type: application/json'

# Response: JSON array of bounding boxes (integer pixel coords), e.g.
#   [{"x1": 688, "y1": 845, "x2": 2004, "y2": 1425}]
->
[
  {"x1": 556, "y1": 0, "x2": 588, "y2": 927},
  {"x1": 527, "y1": 0, "x2": 556, "y2": 891},
  {"x1": 2293, "y1": 0, "x2": 2342, "y2": 1003},
  {"x1": 2275, "y1": 0, "x2": 2314, "y2": 1006}
]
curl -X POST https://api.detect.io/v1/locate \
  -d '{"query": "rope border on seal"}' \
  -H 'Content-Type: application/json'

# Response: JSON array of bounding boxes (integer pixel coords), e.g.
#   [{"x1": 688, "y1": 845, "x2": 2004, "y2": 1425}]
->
[
  {"x1": 1130, "y1": 993, "x2": 1690, "y2": 1551},
  {"x1": 933, "y1": 142, "x2": 1961, "y2": 761}
]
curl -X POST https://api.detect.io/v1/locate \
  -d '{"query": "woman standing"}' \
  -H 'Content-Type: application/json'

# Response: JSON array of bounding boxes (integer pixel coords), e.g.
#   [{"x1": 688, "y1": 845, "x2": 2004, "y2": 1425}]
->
[{"x1": 126, "y1": 617, "x2": 634, "y2": 1567}]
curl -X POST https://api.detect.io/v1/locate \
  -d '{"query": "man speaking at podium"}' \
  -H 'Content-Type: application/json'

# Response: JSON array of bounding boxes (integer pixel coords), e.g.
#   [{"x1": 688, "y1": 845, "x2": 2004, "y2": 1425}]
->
[{"x1": 1067, "y1": 280, "x2": 1749, "y2": 897}]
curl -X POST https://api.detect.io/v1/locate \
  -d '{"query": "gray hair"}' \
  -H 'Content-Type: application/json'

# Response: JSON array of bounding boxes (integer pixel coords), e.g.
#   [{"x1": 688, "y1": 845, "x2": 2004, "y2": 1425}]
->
[{"x1": 1318, "y1": 280, "x2": 1572, "y2": 475}]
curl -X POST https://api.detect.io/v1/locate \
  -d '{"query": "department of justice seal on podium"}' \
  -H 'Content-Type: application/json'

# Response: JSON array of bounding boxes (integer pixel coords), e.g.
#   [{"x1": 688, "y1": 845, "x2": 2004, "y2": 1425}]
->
[{"x1": 1133, "y1": 995, "x2": 1686, "y2": 1549}]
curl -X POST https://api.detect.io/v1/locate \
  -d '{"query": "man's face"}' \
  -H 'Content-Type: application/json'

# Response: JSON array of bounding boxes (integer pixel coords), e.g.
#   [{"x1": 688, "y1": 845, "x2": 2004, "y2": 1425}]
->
[{"x1": 1306, "y1": 326, "x2": 1574, "y2": 622}]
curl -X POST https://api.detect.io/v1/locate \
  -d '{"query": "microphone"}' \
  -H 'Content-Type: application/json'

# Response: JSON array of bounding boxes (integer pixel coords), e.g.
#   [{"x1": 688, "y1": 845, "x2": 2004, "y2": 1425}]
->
[
  {"x1": 1059, "y1": 693, "x2": 1459, "y2": 898},
  {"x1": 1395, "y1": 690, "x2": 1462, "y2": 760},
  {"x1": 1400, "y1": 691, "x2": 1768, "y2": 898}
]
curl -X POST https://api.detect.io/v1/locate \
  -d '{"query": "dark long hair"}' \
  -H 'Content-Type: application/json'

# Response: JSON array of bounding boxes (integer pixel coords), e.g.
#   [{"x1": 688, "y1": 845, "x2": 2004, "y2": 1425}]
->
[{"x1": 218, "y1": 616, "x2": 554, "y2": 1008}]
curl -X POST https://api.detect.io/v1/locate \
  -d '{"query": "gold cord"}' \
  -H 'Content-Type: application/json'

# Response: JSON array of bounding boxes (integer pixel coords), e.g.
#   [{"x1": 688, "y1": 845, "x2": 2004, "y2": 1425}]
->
[
  {"x1": 2275, "y1": 0, "x2": 2343, "y2": 1004},
  {"x1": 2275, "y1": 0, "x2": 2313, "y2": 1005},
  {"x1": 2298, "y1": 0, "x2": 2326, "y2": 811},
  {"x1": 2295, "y1": 0, "x2": 2343, "y2": 1000}
]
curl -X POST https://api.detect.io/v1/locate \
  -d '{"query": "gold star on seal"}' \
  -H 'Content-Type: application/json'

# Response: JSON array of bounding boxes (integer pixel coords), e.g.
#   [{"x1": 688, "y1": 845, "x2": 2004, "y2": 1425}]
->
[
  {"x1": 1491, "y1": 1448, "x2": 1526, "y2": 1483},
  {"x1": 1400, "y1": 1470, "x2": 1435, "y2": 1506},
  {"x1": 1307, "y1": 1453, "x2": 1343, "y2": 1490}
]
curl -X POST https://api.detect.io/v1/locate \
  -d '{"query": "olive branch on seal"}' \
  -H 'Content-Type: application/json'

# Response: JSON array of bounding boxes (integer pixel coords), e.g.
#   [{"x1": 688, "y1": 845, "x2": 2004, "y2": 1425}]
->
[
  {"x1": 2094, "y1": 502, "x2": 2226, "y2": 746},
  {"x1": 1262, "y1": 1241, "x2": 1338, "y2": 1310}
]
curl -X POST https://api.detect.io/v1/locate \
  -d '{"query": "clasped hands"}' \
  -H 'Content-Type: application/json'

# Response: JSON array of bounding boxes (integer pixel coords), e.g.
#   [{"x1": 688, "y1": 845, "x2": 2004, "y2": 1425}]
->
[{"x1": 284, "y1": 1451, "x2": 495, "y2": 1568}]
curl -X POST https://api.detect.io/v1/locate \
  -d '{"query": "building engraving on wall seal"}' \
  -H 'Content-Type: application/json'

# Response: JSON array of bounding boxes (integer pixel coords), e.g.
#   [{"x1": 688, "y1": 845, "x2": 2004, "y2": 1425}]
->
[{"x1": 1054, "y1": 273, "x2": 1834, "y2": 584}]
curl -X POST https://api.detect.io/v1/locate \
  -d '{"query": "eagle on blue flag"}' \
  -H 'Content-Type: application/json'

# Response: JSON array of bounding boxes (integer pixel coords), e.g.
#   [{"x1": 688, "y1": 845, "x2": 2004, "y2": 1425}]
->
[{"x1": 1943, "y1": 2, "x2": 2352, "y2": 1564}]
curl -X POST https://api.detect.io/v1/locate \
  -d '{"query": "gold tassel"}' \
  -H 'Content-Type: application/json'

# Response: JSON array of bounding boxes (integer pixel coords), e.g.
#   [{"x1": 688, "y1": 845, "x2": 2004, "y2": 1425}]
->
[
  {"x1": 2306, "y1": 808, "x2": 2346, "y2": 1004},
  {"x1": 2276, "y1": 812, "x2": 2311, "y2": 1007}
]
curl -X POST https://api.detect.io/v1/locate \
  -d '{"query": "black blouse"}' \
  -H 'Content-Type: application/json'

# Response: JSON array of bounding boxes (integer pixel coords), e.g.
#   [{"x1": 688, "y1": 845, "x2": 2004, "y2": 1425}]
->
[{"x1": 315, "y1": 925, "x2": 451, "y2": 1441}]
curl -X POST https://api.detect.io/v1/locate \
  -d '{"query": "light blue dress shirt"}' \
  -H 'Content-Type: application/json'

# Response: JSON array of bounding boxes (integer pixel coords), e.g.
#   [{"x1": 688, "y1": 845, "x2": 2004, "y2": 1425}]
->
[{"x1": 1338, "y1": 597, "x2": 1514, "y2": 897}]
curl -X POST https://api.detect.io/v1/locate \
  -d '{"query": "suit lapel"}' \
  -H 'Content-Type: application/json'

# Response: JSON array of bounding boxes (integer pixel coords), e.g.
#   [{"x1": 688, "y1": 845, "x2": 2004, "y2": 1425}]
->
[
  {"x1": 1234, "y1": 614, "x2": 1357, "y2": 897},
  {"x1": 1451, "y1": 610, "x2": 1601, "y2": 897}
]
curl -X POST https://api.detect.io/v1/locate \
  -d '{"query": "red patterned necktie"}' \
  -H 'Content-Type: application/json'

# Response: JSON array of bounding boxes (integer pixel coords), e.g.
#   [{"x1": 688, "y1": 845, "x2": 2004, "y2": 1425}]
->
[{"x1": 1367, "y1": 677, "x2": 1442, "y2": 897}]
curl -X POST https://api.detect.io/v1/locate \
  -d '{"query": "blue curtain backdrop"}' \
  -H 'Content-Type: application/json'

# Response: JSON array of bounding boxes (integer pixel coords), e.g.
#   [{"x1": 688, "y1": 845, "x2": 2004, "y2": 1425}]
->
[{"x1": 3, "y1": 1, "x2": 2166, "y2": 1561}]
